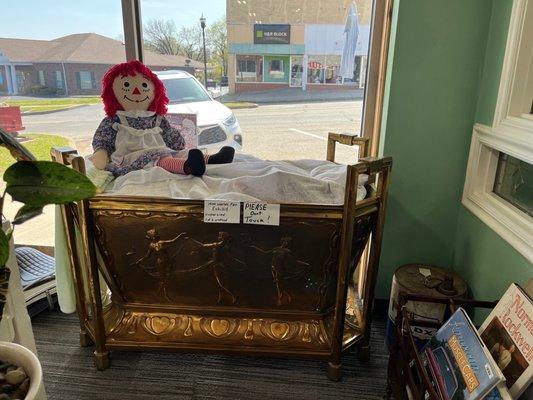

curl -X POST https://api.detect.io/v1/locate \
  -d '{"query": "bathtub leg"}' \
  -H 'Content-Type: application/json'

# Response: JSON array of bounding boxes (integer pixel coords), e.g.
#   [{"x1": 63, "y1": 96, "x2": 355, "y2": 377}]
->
[
  {"x1": 357, "y1": 342, "x2": 370, "y2": 362},
  {"x1": 326, "y1": 361, "x2": 342, "y2": 381},
  {"x1": 79, "y1": 330, "x2": 94, "y2": 347},
  {"x1": 94, "y1": 350, "x2": 110, "y2": 371}
]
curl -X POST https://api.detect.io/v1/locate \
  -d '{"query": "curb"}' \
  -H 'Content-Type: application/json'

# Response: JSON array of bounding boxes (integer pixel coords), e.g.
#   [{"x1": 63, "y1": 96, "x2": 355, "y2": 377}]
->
[
  {"x1": 22, "y1": 104, "x2": 90, "y2": 116},
  {"x1": 227, "y1": 97, "x2": 364, "y2": 105},
  {"x1": 222, "y1": 103, "x2": 259, "y2": 109}
]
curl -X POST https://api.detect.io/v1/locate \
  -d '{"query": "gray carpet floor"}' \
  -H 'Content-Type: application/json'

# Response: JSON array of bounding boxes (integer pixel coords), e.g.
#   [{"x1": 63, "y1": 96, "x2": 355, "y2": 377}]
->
[{"x1": 32, "y1": 309, "x2": 389, "y2": 400}]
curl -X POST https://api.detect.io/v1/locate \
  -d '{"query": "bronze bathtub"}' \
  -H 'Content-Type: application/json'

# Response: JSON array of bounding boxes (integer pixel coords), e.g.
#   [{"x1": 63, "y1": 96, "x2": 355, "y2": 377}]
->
[{"x1": 52, "y1": 133, "x2": 392, "y2": 380}]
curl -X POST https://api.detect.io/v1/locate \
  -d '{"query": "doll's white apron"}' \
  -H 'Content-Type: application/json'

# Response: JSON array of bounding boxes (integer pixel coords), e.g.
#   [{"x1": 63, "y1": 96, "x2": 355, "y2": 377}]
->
[{"x1": 111, "y1": 111, "x2": 171, "y2": 167}]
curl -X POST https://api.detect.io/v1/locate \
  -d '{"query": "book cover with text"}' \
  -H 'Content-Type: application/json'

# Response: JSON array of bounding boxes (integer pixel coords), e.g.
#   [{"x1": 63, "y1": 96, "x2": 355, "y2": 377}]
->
[
  {"x1": 479, "y1": 283, "x2": 532, "y2": 399},
  {"x1": 420, "y1": 308, "x2": 504, "y2": 400}
]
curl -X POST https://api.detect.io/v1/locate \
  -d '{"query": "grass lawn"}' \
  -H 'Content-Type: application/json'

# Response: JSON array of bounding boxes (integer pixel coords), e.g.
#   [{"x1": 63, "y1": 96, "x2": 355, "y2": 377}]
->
[
  {"x1": 0, "y1": 133, "x2": 70, "y2": 172},
  {"x1": 222, "y1": 101, "x2": 258, "y2": 109},
  {"x1": 3, "y1": 97, "x2": 101, "y2": 113}
]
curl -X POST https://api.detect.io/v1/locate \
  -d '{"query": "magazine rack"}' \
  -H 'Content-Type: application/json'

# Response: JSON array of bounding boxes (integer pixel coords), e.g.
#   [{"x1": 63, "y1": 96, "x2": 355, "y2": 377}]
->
[{"x1": 387, "y1": 294, "x2": 498, "y2": 400}]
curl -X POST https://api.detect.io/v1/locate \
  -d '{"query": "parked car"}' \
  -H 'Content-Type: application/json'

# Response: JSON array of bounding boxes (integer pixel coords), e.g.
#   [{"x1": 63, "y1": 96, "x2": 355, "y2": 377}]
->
[
  {"x1": 155, "y1": 71, "x2": 242, "y2": 151},
  {"x1": 205, "y1": 79, "x2": 222, "y2": 98},
  {"x1": 220, "y1": 76, "x2": 229, "y2": 87}
]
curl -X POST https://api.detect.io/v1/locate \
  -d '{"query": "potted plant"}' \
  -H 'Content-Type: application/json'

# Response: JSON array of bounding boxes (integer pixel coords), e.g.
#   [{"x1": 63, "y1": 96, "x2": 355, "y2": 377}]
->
[{"x1": 0, "y1": 127, "x2": 96, "y2": 399}]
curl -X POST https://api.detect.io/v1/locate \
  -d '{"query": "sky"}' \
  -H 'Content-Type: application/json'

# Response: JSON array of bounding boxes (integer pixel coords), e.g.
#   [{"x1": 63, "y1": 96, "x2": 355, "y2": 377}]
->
[{"x1": 1, "y1": 0, "x2": 226, "y2": 40}]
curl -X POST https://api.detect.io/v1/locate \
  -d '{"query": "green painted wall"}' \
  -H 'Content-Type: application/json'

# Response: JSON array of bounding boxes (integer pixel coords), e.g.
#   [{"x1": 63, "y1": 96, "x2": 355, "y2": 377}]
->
[
  {"x1": 452, "y1": 0, "x2": 532, "y2": 301},
  {"x1": 377, "y1": 0, "x2": 493, "y2": 297},
  {"x1": 378, "y1": 0, "x2": 532, "y2": 301}
]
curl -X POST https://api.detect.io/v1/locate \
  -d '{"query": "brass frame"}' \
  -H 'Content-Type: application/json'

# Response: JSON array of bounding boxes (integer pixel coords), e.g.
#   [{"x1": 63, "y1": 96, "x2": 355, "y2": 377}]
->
[
  {"x1": 51, "y1": 134, "x2": 391, "y2": 381},
  {"x1": 362, "y1": 0, "x2": 395, "y2": 156}
]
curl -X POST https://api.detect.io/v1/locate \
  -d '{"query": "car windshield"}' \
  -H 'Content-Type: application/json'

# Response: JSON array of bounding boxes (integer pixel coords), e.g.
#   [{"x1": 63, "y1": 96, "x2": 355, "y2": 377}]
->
[{"x1": 163, "y1": 77, "x2": 211, "y2": 104}]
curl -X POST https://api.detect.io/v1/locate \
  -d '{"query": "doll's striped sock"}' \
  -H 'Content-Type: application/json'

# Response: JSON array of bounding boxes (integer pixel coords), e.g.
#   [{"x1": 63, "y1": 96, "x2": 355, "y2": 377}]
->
[
  {"x1": 156, "y1": 156, "x2": 187, "y2": 174},
  {"x1": 156, "y1": 149, "x2": 206, "y2": 176}
]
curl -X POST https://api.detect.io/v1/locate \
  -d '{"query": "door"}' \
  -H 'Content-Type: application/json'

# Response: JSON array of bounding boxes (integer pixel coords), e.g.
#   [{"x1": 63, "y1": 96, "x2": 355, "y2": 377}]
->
[{"x1": 290, "y1": 56, "x2": 303, "y2": 87}]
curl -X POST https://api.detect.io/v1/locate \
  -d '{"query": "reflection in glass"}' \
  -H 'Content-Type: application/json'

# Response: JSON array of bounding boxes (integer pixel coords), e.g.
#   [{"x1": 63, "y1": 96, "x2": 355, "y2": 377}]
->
[
  {"x1": 268, "y1": 59, "x2": 284, "y2": 79},
  {"x1": 325, "y1": 55, "x2": 342, "y2": 84},
  {"x1": 493, "y1": 153, "x2": 533, "y2": 217},
  {"x1": 307, "y1": 55, "x2": 325, "y2": 84},
  {"x1": 164, "y1": 76, "x2": 211, "y2": 104},
  {"x1": 236, "y1": 55, "x2": 263, "y2": 82},
  {"x1": 290, "y1": 56, "x2": 303, "y2": 87}
]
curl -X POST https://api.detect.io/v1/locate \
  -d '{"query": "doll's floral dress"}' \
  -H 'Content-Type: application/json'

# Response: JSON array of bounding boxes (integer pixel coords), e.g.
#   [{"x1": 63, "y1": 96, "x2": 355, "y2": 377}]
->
[{"x1": 92, "y1": 110, "x2": 185, "y2": 176}]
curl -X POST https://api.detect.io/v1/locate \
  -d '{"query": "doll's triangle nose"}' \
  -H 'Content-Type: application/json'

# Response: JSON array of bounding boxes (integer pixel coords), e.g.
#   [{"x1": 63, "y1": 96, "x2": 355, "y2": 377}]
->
[{"x1": 132, "y1": 87, "x2": 141, "y2": 95}]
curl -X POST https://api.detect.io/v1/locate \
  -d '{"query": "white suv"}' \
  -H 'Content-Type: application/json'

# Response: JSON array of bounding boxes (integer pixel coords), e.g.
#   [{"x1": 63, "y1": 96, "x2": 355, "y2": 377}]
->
[{"x1": 155, "y1": 70, "x2": 242, "y2": 151}]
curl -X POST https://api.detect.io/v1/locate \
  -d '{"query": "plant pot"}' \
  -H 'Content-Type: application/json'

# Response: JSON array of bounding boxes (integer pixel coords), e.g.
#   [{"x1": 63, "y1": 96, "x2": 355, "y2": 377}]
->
[{"x1": 0, "y1": 341, "x2": 43, "y2": 400}]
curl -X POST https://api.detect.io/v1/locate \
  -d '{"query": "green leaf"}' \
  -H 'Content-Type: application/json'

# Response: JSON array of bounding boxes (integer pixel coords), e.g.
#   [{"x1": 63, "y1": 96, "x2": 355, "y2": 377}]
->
[
  {"x1": 0, "y1": 127, "x2": 36, "y2": 162},
  {"x1": 4, "y1": 161, "x2": 96, "y2": 206},
  {"x1": 0, "y1": 230, "x2": 9, "y2": 269},
  {"x1": 13, "y1": 204, "x2": 44, "y2": 225}
]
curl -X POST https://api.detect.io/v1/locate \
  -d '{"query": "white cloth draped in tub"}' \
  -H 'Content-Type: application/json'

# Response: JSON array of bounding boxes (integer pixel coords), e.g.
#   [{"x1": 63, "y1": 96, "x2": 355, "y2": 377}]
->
[
  {"x1": 55, "y1": 153, "x2": 367, "y2": 313},
  {"x1": 104, "y1": 153, "x2": 368, "y2": 204}
]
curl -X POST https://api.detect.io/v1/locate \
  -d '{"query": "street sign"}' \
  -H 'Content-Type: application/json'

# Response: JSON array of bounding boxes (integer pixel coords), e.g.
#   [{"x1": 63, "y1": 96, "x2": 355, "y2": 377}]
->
[{"x1": 254, "y1": 24, "x2": 291, "y2": 44}]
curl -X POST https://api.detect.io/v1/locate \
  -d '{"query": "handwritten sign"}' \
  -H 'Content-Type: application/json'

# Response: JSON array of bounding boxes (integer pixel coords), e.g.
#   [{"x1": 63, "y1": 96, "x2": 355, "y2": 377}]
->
[
  {"x1": 243, "y1": 202, "x2": 280, "y2": 226},
  {"x1": 204, "y1": 200, "x2": 240, "y2": 223}
]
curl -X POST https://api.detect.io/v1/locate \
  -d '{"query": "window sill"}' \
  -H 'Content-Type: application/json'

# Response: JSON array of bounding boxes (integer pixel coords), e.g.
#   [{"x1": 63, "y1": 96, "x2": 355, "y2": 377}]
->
[{"x1": 462, "y1": 123, "x2": 533, "y2": 263}]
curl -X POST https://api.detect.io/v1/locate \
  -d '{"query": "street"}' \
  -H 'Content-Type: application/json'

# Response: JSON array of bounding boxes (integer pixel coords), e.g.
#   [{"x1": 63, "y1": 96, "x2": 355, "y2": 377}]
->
[
  {"x1": 9, "y1": 100, "x2": 363, "y2": 246},
  {"x1": 21, "y1": 100, "x2": 363, "y2": 163}
]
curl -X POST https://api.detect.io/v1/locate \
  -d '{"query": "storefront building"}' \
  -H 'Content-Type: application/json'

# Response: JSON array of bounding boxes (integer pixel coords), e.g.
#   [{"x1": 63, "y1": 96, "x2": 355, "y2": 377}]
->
[{"x1": 227, "y1": 0, "x2": 371, "y2": 93}]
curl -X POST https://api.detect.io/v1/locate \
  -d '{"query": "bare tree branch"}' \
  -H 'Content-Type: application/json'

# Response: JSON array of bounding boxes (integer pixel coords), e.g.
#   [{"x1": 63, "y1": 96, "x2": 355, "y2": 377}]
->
[
  {"x1": 143, "y1": 19, "x2": 179, "y2": 55},
  {"x1": 177, "y1": 25, "x2": 204, "y2": 61}
]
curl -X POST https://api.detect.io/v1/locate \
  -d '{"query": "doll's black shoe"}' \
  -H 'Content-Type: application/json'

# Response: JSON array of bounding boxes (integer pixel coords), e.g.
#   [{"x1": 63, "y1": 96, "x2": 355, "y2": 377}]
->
[
  {"x1": 184, "y1": 149, "x2": 206, "y2": 176},
  {"x1": 207, "y1": 146, "x2": 235, "y2": 164}
]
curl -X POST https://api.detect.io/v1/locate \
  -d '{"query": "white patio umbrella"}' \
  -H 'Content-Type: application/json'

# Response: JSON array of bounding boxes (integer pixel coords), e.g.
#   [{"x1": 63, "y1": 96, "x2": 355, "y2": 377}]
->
[{"x1": 340, "y1": 2, "x2": 360, "y2": 81}]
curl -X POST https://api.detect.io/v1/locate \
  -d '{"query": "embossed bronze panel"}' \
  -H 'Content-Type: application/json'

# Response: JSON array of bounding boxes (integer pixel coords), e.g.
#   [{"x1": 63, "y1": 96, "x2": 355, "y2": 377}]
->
[{"x1": 93, "y1": 208, "x2": 345, "y2": 312}]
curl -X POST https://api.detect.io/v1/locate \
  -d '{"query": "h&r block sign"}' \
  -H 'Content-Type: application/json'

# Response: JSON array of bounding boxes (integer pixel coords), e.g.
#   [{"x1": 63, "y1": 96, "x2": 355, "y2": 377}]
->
[{"x1": 254, "y1": 24, "x2": 291, "y2": 44}]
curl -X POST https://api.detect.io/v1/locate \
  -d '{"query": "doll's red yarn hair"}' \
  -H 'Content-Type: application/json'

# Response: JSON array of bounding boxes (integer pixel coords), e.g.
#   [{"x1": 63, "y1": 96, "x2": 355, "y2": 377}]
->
[{"x1": 101, "y1": 60, "x2": 169, "y2": 117}]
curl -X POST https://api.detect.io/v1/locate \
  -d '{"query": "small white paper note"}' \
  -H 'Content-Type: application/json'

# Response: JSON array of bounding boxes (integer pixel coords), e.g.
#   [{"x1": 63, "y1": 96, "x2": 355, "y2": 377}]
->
[
  {"x1": 204, "y1": 200, "x2": 240, "y2": 223},
  {"x1": 243, "y1": 202, "x2": 280, "y2": 226}
]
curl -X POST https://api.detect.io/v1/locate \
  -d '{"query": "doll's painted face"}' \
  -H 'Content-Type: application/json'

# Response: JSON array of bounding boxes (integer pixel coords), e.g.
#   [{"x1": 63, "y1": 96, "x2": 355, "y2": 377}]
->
[{"x1": 112, "y1": 73, "x2": 155, "y2": 111}]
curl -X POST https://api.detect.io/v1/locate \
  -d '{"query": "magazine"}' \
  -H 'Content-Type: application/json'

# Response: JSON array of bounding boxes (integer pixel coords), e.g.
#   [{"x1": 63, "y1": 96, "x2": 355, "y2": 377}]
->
[
  {"x1": 165, "y1": 113, "x2": 198, "y2": 150},
  {"x1": 419, "y1": 307, "x2": 504, "y2": 400},
  {"x1": 479, "y1": 283, "x2": 532, "y2": 399}
]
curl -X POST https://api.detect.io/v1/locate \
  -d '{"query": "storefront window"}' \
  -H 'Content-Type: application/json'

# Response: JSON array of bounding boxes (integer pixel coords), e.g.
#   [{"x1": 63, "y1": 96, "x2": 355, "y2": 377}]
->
[
  {"x1": 290, "y1": 56, "x2": 303, "y2": 87},
  {"x1": 236, "y1": 55, "x2": 263, "y2": 82},
  {"x1": 325, "y1": 55, "x2": 342, "y2": 84},
  {"x1": 307, "y1": 55, "x2": 325, "y2": 84},
  {"x1": 265, "y1": 56, "x2": 288, "y2": 82}
]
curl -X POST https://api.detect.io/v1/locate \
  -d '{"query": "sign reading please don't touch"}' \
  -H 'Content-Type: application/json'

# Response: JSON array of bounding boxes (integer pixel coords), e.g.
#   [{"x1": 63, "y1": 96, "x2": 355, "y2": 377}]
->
[
  {"x1": 203, "y1": 201, "x2": 281, "y2": 226},
  {"x1": 243, "y1": 202, "x2": 280, "y2": 226}
]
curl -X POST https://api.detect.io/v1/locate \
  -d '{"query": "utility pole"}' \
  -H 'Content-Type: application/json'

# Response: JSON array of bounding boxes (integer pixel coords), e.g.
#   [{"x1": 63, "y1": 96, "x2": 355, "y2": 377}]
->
[{"x1": 200, "y1": 15, "x2": 208, "y2": 87}]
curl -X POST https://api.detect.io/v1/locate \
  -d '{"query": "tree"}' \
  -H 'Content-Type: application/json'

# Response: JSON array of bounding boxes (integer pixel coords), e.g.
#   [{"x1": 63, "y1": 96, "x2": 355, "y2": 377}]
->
[
  {"x1": 206, "y1": 17, "x2": 228, "y2": 78},
  {"x1": 177, "y1": 25, "x2": 204, "y2": 61},
  {"x1": 143, "y1": 19, "x2": 179, "y2": 55}
]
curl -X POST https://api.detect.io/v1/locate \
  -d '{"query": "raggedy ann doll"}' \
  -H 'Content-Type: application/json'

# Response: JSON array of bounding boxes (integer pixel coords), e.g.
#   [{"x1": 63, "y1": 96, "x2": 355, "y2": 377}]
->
[{"x1": 92, "y1": 60, "x2": 234, "y2": 177}]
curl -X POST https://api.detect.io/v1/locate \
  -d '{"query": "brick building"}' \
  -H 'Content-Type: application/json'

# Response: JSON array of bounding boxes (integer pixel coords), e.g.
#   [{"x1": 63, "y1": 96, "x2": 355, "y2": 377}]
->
[
  {"x1": 0, "y1": 33, "x2": 202, "y2": 96},
  {"x1": 227, "y1": 0, "x2": 371, "y2": 94}
]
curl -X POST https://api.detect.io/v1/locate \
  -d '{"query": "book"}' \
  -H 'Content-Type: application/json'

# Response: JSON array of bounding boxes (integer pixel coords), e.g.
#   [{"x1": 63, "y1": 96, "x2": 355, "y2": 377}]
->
[
  {"x1": 166, "y1": 113, "x2": 198, "y2": 150},
  {"x1": 419, "y1": 307, "x2": 504, "y2": 400},
  {"x1": 479, "y1": 283, "x2": 532, "y2": 399}
]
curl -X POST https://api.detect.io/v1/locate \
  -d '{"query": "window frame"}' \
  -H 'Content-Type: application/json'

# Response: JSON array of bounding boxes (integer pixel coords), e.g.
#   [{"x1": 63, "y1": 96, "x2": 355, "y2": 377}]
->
[
  {"x1": 123, "y1": 0, "x2": 394, "y2": 154},
  {"x1": 235, "y1": 55, "x2": 263, "y2": 83},
  {"x1": 55, "y1": 70, "x2": 64, "y2": 89},
  {"x1": 38, "y1": 70, "x2": 45, "y2": 86},
  {"x1": 78, "y1": 71, "x2": 94, "y2": 90},
  {"x1": 462, "y1": 0, "x2": 533, "y2": 262}
]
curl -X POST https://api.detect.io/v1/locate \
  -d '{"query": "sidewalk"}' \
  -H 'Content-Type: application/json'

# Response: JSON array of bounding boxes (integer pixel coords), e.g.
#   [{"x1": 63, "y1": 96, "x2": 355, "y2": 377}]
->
[{"x1": 221, "y1": 87, "x2": 364, "y2": 104}]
